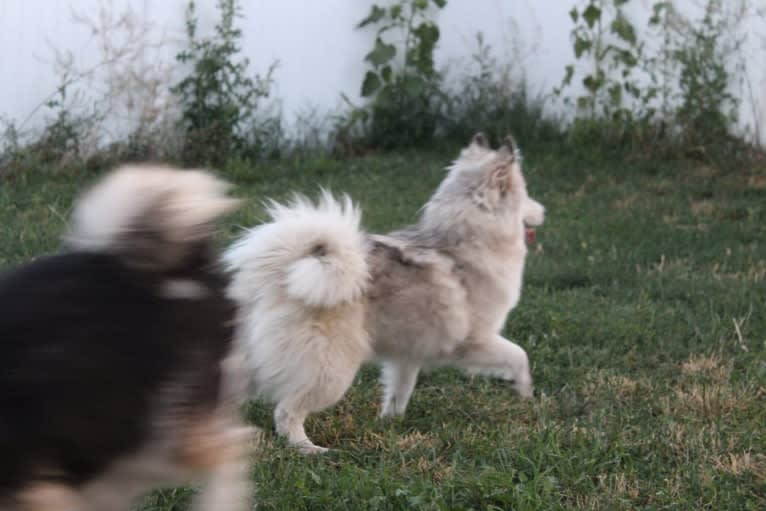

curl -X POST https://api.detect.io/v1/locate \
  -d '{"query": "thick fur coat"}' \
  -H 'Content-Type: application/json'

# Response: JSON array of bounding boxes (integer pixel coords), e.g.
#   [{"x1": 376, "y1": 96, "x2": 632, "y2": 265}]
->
[
  {"x1": 0, "y1": 165, "x2": 253, "y2": 510},
  {"x1": 226, "y1": 134, "x2": 544, "y2": 452}
]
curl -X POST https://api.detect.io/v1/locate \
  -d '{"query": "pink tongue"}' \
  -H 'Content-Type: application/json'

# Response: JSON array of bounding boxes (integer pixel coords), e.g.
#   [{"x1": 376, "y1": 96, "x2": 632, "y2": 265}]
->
[{"x1": 525, "y1": 228, "x2": 536, "y2": 244}]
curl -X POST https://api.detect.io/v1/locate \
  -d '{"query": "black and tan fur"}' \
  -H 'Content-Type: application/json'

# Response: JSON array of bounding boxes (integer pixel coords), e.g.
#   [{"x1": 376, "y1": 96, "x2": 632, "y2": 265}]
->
[{"x1": 0, "y1": 165, "x2": 254, "y2": 510}]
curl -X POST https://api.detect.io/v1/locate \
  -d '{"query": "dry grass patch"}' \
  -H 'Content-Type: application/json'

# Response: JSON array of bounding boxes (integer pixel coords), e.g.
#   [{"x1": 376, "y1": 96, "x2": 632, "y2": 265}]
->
[
  {"x1": 612, "y1": 472, "x2": 641, "y2": 499},
  {"x1": 563, "y1": 473, "x2": 642, "y2": 510},
  {"x1": 681, "y1": 353, "x2": 730, "y2": 382},
  {"x1": 396, "y1": 431, "x2": 440, "y2": 451},
  {"x1": 662, "y1": 421, "x2": 727, "y2": 457},
  {"x1": 712, "y1": 452, "x2": 766, "y2": 480},
  {"x1": 711, "y1": 260, "x2": 766, "y2": 284},
  {"x1": 672, "y1": 383, "x2": 746, "y2": 417},
  {"x1": 395, "y1": 435, "x2": 455, "y2": 482},
  {"x1": 582, "y1": 371, "x2": 652, "y2": 406},
  {"x1": 350, "y1": 430, "x2": 387, "y2": 451},
  {"x1": 412, "y1": 456, "x2": 455, "y2": 482},
  {"x1": 659, "y1": 355, "x2": 752, "y2": 419}
]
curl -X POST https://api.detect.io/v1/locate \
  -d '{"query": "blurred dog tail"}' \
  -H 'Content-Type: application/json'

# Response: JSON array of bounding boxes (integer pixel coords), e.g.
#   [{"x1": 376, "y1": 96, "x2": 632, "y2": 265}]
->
[
  {"x1": 65, "y1": 164, "x2": 239, "y2": 272},
  {"x1": 224, "y1": 190, "x2": 368, "y2": 308}
]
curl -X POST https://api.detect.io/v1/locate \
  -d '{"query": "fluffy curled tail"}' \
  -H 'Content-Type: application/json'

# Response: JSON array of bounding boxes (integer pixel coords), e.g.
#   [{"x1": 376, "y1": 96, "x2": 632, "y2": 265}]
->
[
  {"x1": 224, "y1": 190, "x2": 368, "y2": 307},
  {"x1": 65, "y1": 164, "x2": 239, "y2": 272}
]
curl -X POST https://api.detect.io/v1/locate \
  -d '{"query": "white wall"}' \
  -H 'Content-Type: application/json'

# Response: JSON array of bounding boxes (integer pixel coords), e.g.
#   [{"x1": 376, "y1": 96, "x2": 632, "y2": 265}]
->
[{"x1": 1, "y1": 0, "x2": 764, "y2": 144}]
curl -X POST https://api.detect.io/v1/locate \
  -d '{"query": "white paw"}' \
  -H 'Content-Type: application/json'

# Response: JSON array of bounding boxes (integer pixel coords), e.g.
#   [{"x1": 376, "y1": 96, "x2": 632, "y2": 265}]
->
[
  {"x1": 380, "y1": 403, "x2": 404, "y2": 419},
  {"x1": 294, "y1": 441, "x2": 329, "y2": 455},
  {"x1": 514, "y1": 381, "x2": 534, "y2": 398}
]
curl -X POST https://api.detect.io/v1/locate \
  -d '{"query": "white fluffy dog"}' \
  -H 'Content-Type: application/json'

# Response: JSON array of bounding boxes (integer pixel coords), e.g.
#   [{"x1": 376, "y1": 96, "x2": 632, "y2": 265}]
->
[
  {"x1": 224, "y1": 193, "x2": 371, "y2": 453},
  {"x1": 225, "y1": 133, "x2": 544, "y2": 453}
]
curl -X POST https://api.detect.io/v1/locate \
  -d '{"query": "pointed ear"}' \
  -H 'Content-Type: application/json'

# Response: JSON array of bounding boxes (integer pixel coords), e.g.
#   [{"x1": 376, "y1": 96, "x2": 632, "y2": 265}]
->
[
  {"x1": 471, "y1": 132, "x2": 489, "y2": 148},
  {"x1": 489, "y1": 163, "x2": 513, "y2": 195},
  {"x1": 504, "y1": 134, "x2": 518, "y2": 154},
  {"x1": 497, "y1": 134, "x2": 520, "y2": 162}
]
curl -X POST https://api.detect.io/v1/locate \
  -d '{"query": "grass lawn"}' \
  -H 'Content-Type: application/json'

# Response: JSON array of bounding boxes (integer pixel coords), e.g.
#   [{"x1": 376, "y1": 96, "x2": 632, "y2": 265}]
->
[{"x1": 1, "y1": 147, "x2": 764, "y2": 510}]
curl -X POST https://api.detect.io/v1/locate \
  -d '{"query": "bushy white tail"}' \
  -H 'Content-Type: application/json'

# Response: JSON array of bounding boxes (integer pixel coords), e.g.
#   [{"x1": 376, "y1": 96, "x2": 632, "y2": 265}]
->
[
  {"x1": 66, "y1": 164, "x2": 239, "y2": 271},
  {"x1": 224, "y1": 190, "x2": 368, "y2": 308}
]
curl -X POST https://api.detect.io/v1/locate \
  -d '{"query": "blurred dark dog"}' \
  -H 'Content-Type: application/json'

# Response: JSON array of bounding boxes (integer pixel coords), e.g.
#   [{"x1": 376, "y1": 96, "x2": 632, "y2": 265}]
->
[{"x1": 0, "y1": 165, "x2": 255, "y2": 511}]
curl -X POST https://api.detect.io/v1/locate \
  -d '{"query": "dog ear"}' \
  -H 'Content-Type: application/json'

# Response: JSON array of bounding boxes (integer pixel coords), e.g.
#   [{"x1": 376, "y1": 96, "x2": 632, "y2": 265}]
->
[
  {"x1": 489, "y1": 163, "x2": 513, "y2": 195},
  {"x1": 498, "y1": 134, "x2": 520, "y2": 162},
  {"x1": 471, "y1": 132, "x2": 489, "y2": 148}
]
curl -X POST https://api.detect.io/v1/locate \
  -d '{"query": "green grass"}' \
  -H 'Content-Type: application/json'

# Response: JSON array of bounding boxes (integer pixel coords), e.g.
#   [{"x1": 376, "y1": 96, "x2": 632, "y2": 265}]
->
[{"x1": 1, "y1": 148, "x2": 765, "y2": 510}]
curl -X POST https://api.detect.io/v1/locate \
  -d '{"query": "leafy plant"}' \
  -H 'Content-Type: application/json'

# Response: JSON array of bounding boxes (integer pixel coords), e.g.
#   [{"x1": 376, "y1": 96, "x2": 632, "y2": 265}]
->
[
  {"x1": 0, "y1": 118, "x2": 22, "y2": 174},
  {"x1": 0, "y1": 81, "x2": 102, "y2": 174},
  {"x1": 558, "y1": 0, "x2": 747, "y2": 160},
  {"x1": 29, "y1": 81, "x2": 105, "y2": 168},
  {"x1": 348, "y1": 0, "x2": 447, "y2": 149},
  {"x1": 172, "y1": 0, "x2": 278, "y2": 166},
  {"x1": 669, "y1": 0, "x2": 742, "y2": 156},
  {"x1": 443, "y1": 33, "x2": 560, "y2": 146},
  {"x1": 557, "y1": 0, "x2": 647, "y2": 123},
  {"x1": 36, "y1": 84, "x2": 85, "y2": 163}
]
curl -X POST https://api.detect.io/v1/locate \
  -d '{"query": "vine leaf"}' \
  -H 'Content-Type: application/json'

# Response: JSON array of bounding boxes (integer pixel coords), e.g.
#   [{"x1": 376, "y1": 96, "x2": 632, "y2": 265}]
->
[
  {"x1": 357, "y1": 5, "x2": 386, "y2": 29},
  {"x1": 361, "y1": 71, "x2": 382, "y2": 97},
  {"x1": 583, "y1": 4, "x2": 602, "y2": 29},
  {"x1": 365, "y1": 38, "x2": 397, "y2": 67},
  {"x1": 574, "y1": 36, "x2": 592, "y2": 58},
  {"x1": 611, "y1": 14, "x2": 637, "y2": 45}
]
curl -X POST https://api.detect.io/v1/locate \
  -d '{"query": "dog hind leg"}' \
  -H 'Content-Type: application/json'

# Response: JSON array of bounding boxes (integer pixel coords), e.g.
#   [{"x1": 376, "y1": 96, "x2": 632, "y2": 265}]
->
[{"x1": 274, "y1": 400, "x2": 328, "y2": 455}]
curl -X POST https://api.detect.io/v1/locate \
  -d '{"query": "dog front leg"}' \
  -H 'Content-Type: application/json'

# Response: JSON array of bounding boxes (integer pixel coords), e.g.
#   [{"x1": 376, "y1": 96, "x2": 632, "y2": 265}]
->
[
  {"x1": 453, "y1": 335, "x2": 533, "y2": 398},
  {"x1": 191, "y1": 454, "x2": 252, "y2": 511},
  {"x1": 180, "y1": 415, "x2": 258, "y2": 511},
  {"x1": 380, "y1": 361, "x2": 420, "y2": 417}
]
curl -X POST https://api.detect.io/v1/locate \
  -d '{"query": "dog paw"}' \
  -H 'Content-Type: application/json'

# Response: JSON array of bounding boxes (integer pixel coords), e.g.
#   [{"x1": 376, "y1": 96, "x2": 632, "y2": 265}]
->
[
  {"x1": 296, "y1": 443, "x2": 329, "y2": 455},
  {"x1": 514, "y1": 382, "x2": 534, "y2": 399},
  {"x1": 380, "y1": 406, "x2": 404, "y2": 419}
]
